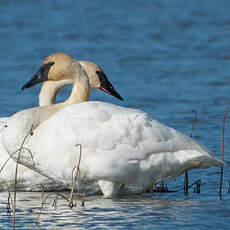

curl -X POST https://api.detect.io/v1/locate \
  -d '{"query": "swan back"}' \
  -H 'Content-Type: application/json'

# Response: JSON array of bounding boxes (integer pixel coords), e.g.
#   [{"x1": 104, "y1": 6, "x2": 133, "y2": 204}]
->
[{"x1": 19, "y1": 101, "x2": 223, "y2": 193}]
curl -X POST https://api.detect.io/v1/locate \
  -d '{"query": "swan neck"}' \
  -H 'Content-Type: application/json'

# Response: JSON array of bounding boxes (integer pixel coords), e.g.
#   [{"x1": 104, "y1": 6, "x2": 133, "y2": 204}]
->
[
  {"x1": 65, "y1": 77, "x2": 90, "y2": 104},
  {"x1": 39, "y1": 80, "x2": 72, "y2": 106}
]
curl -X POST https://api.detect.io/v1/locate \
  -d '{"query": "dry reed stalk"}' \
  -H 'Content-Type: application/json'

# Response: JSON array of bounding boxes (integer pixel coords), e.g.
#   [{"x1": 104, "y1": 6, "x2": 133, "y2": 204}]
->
[
  {"x1": 36, "y1": 143, "x2": 84, "y2": 223},
  {"x1": 36, "y1": 184, "x2": 54, "y2": 225},
  {"x1": 68, "y1": 143, "x2": 82, "y2": 208},
  {"x1": 37, "y1": 190, "x2": 72, "y2": 225},
  {"x1": 184, "y1": 110, "x2": 197, "y2": 195},
  {"x1": 0, "y1": 179, "x2": 13, "y2": 216},
  {"x1": 12, "y1": 125, "x2": 34, "y2": 226},
  {"x1": 57, "y1": 193, "x2": 69, "y2": 203},
  {"x1": 52, "y1": 193, "x2": 63, "y2": 208},
  {"x1": 52, "y1": 193, "x2": 59, "y2": 207},
  {"x1": 51, "y1": 192, "x2": 70, "y2": 207},
  {"x1": 37, "y1": 144, "x2": 84, "y2": 213},
  {"x1": 0, "y1": 147, "x2": 35, "y2": 175},
  {"x1": 219, "y1": 101, "x2": 230, "y2": 199},
  {"x1": 7, "y1": 186, "x2": 12, "y2": 216},
  {"x1": 36, "y1": 185, "x2": 50, "y2": 225},
  {"x1": 81, "y1": 192, "x2": 85, "y2": 208},
  {"x1": 0, "y1": 178, "x2": 13, "y2": 216},
  {"x1": 190, "y1": 110, "x2": 197, "y2": 137},
  {"x1": 36, "y1": 185, "x2": 71, "y2": 224},
  {"x1": 0, "y1": 133, "x2": 58, "y2": 184}
]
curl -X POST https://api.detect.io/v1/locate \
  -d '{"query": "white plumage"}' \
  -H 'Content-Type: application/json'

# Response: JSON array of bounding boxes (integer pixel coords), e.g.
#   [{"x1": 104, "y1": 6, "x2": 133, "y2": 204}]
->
[
  {"x1": 0, "y1": 53, "x2": 224, "y2": 196},
  {"x1": 3, "y1": 101, "x2": 223, "y2": 196}
]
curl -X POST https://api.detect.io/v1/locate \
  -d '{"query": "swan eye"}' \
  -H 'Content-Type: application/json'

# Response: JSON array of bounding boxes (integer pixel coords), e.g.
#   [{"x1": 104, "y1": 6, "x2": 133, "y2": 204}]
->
[
  {"x1": 96, "y1": 71, "x2": 112, "y2": 87},
  {"x1": 21, "y1": 62, "x2": 55, "y2": 90},
  {"x1": 40, "y1": 62, "x2": 55, "y2": 77}
]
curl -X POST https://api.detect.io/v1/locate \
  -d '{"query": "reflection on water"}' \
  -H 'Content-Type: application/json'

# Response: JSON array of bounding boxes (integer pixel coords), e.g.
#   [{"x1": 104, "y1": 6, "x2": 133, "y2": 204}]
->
[
  {"x1": 0, "y1": 191, "x2": 223, "y2": 230},
  {"x1": 1, "y1": 0, "x2": 230, "y2": 229},
  {"x1": 1, "y1": 180, "x2": 230, "y2": 229}
]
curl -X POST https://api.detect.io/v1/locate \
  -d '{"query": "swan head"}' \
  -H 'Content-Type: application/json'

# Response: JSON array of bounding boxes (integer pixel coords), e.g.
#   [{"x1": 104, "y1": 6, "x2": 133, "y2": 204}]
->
[
  {"x1": 22, "y1": 53, "x2": 80, "y2": 90},
  {"x1": 79, "y1": 60, "x2": 123, "y2": 101},
  {"x1": 21, "y1": 53, "x2": 123, "y2": 101}
]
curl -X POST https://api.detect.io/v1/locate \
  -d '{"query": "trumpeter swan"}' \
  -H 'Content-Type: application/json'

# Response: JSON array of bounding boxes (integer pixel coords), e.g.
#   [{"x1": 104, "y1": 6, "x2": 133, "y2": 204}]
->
[
  {"x1": 2, "y1": 53, "x2": 224, "y2": 197},
  {"x1": 0, "y1": 53, "x2": 122, "y2": 191}
]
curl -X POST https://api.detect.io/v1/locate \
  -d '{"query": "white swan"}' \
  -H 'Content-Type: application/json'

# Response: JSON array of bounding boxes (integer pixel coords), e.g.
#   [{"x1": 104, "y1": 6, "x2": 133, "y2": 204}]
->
[
  {"x1": 2, "y1": 53, "x2": 224, "y2": 197},
  {"x1": 0, "y1": 53, "x2": 122, "y2": 191}
]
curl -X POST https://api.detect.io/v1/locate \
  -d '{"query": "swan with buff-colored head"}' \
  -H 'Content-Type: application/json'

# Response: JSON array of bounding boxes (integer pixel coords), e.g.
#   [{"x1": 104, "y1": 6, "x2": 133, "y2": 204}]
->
[
  {"x1": 2, "y1": 53, "x2": 224, "y2": 197},
  {"x1": 0, "y1": 53, "x2": 122, "y2": 191},
  {"x1": 38, "y1": 58, "x2": 123, "y2": 107}
]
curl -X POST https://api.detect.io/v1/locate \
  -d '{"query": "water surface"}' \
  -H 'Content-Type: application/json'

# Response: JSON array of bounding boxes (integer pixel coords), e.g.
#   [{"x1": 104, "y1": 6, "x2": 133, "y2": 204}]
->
[{"x1": 1, "y1": 0, "x2": 230, "y2": 229}]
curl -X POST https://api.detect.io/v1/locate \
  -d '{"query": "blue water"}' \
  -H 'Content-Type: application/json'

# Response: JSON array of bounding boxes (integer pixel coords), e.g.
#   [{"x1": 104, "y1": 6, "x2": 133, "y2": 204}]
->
[{"x1": 1, "y1": 0, "x2": 230, "y2": 229}]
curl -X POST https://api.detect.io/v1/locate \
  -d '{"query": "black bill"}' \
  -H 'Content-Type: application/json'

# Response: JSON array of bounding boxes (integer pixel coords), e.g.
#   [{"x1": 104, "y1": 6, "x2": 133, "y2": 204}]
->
[
  {"x1": 21, "y1": 62, "x2": 55, "y2": 90},
  {"x1": 96, "y1": 71, "x2": 123, "y2": 101}
]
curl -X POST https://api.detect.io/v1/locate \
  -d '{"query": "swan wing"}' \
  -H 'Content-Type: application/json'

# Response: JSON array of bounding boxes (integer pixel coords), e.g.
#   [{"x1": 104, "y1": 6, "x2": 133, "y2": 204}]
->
[{"x1": 17, "y1": 101, "x2": 222, "y2": 189}]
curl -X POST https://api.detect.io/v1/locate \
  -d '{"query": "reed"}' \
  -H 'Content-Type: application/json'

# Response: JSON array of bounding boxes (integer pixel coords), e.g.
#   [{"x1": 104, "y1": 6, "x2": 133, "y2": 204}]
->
[
  {"x1": 219, "y1": 101, "x2": 230, "y2": 199},
  {"x1": 35, "y1": 143, "x2": 84, "y2": 224},
  {"x1": 0, "y1": 147, "x2": 35, "y2": 175},
  {"x1": 52, "y1": 193, "x2": 59, "y2": 207},
  {"x1": 36, "y1": 189, "x2": 70, "y2": 224},
  {"x1": 7, "y1": 185, "x2": 12, "y2": 216},
  {"x1": 36, "y1": 185, "x2": 60, "y2": 225},
  {"x1": 69, "y1": 143, "x2": 82, "y2": 208},
  {"x1": 184, "y1": 110, "x2": 197, "y2": 195},
  {"x1": 228, "y1": 181, "x2": 230, "y2": 194},
  {"x1": 12, "y1": 125, "x2": 34, "y2": 226},
  {"x1": 194, "y1": 180, "x2": 201, "y2": 194}
]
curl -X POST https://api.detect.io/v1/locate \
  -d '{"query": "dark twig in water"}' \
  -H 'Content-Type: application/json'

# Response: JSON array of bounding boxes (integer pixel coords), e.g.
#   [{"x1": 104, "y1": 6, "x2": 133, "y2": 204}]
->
[
  {"x1": 69, "y1": 143, "x2": 82, "y2": 208},
  {"x1": 184, "y1": 110, "x2": 197, "y2": 195},
  {"x1": 228, "y1": 181, "x2": 230, "y2": 194},
  {"x1": 12, "y1": 125, "x2": 34, "y2": 226},
  {"x1": 0, "y1": 180, "x2": 13, "y2": 216},
  {"x1": 219, "y1": 101, "x2": 230, "y2": 199},
  {"x1": 7, "y1": 186, "x2": 12, "y2": 216},
  {"x1": 194, "y1": 180, "x2": 201, "y2": 194},
  {"x1": 153, "y1": 179, "x2": 201, "y2": 193},
  {"x1": 81, "y1": 192, "x2": 85, "y2": 208},
  {"x1": 52, "y1": 193, "x2": 60, "y2": 208},
  {"x1": 184, "y1": 172, "x2": 189, "y2": 195}
]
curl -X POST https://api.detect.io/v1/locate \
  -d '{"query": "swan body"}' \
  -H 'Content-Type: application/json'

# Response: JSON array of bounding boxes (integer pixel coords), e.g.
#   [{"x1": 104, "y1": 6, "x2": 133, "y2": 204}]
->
[
  {"x1": 14, "y1": 102, "x2": 223, "y2": 196},
  {"x1": 1, "y1": 53, "x2": 224, "y2": 196}
]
